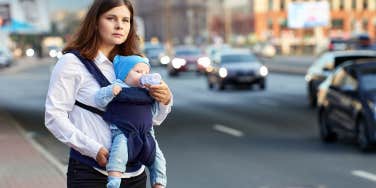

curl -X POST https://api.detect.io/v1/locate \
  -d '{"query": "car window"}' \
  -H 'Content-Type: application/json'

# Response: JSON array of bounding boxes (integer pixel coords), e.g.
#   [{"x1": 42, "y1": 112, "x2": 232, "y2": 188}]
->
[
  {"x1": 332, "y1": 69, "x2": 357, "y2": 91},
  {"x1": 221, "y1": 54, "x2": 257, "y2": 64},
  {"x1": 359, "y1": 68, "x2": 376, "y2": 91},
  {"x1": 175, "y1": 49, "x2": 200, "y2": 56}
]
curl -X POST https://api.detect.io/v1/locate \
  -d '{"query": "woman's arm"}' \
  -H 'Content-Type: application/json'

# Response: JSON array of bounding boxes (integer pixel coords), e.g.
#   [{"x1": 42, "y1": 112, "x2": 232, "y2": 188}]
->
[
  {"x1": 148, "y1": 80, "x2": 173, "y2": 125},
  {"x1": 44, "y1": 55, "x2": 103, "y2": 160}
]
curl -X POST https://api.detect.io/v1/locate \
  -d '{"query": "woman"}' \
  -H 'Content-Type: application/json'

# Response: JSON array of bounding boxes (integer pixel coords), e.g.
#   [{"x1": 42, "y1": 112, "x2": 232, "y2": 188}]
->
[{"x1": 44, "y1": 0, "x2": 172, "y2": 187}]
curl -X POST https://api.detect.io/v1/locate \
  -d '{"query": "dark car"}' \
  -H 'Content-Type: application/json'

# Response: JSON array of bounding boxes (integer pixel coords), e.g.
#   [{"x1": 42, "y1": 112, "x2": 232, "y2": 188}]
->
[
  {"x1": 317, "y1": 60, "x2": 376, "y2": 151},
  {"x1": 167, "y1": 46, "x2": 208, "y2": 76},
  {"x1": 206, "y1": 49, "x2": 268, "y2": 90},
  {"x1": 305, "y1": 50, "x2": 376, "y2": 107},
  {"x1": 327, "y1": 38, "x2": 349, "y2": 51},
  {"x1": 143, "y1": 43, "x2": 169, "y2": 66}
]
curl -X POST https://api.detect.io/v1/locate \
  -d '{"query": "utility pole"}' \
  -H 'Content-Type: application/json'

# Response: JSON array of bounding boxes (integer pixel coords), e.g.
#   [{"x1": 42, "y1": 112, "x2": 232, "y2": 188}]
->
[
  {"x1": 223, "y1": 0, "x2": 232, "y2": 43},
  {"x1": 164, "y1": 0, "x2": 173, "y2": 55}
]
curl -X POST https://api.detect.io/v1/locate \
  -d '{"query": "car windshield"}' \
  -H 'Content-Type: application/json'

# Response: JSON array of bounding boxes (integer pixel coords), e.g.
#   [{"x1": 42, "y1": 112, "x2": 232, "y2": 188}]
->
[
  {"x1": 221, "y1": 54, "x2": 257, "y2": 64},
  {"x1": 360, "y1": 69, "x2": 376, "y2": 91},
  {"x1": 175, "y1": 49, "x2": 200, "y2": 56},
  {"x1": 145, "y1": 47, "x2": 164, "y2": 55}
]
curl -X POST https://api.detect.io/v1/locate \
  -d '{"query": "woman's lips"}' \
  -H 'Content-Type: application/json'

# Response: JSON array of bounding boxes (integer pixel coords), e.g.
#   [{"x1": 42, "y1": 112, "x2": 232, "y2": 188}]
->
[{"x1": 112, "y1": 33, "x2": 124, "y2": 38}]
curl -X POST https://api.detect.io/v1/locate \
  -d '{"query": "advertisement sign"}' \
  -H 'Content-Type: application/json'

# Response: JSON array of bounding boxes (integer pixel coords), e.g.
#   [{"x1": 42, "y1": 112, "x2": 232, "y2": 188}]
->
[
  {"x1": 0, "y1": 3, "x2": 10, "y2": 26},
  {"x1": 288, "y1": 1, "x2": 330, "y2": 28},
  {"x1": 0, "y1": 0, "x2": 50, "y2": 33}
]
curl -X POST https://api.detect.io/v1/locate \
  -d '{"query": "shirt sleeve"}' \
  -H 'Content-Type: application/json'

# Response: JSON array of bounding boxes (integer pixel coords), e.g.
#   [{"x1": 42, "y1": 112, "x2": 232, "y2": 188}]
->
[
  {"x1": 152, "y1": 93, "x2": 173, "y2": 126},
  {"x1": 95, "y1": 84, "x2": 116, "y2": 108},
  {"x1": 44, "y1": 55, "x2": 103, "y2": 160}
]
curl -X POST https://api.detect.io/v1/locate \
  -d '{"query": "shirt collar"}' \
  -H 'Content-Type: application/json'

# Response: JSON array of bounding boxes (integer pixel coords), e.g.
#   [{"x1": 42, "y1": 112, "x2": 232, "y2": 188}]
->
[{"x1": 94, "y1": 51, "x2": 111, "y2": 64}]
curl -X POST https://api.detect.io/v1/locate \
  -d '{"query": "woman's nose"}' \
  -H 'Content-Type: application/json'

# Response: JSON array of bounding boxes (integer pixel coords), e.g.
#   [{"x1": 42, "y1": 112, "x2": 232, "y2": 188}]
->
[{"x1": 115, "y1": 21, "x2": 123, "y2": 30}]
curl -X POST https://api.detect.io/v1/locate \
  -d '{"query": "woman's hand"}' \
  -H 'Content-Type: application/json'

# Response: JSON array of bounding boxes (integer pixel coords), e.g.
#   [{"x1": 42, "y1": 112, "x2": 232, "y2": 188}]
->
[
  {"x1": 146, "y1": 80, "x2": 171, "y2": 105},
  {"x1": 96, "y1": 147, "x2": 109, "y2": 167}
]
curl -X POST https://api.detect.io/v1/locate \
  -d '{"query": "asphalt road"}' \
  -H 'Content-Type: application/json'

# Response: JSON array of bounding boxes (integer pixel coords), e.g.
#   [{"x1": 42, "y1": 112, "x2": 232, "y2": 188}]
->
[{"x1": 0, "y1": 58, "x2": 376, "y2": 188}]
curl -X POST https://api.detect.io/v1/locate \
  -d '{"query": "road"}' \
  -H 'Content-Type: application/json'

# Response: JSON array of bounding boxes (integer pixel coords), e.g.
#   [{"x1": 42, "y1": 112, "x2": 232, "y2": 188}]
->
[{"x1": 0, "y1": 58, "x2": 376, "y2": 188}]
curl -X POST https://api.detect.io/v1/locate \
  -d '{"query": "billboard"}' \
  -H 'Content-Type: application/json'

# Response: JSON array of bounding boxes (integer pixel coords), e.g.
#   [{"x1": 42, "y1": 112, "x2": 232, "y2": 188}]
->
[
  {"x1": 0, "y1": 3, "x2": 10, "y2": 26},
  {"x1": 0, "y1": 0, "x2": 50, "y2": 33},
  {"x1": 288, "y1": 1, "x2": 330, "y2": 29}
]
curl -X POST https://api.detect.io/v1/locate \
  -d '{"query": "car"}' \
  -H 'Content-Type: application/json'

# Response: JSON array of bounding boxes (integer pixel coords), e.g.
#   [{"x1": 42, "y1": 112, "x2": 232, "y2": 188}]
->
[
  {"x1": 167, "y1": 46, "x2": 208, "y2": 76},
  {"x1": 143, "y1": 43, "x2": 169, "y2": 66},
  {"x1": 252, "y1": 42, "x2": 277, "y2": 58},
  {"x1": 317, "y1": 59, "x2": 376, "y2": 151},
  {"x1": 0, "y1": 47, "x2": 13, "y2": 67},
  {"x1": 206, "y1": 49, "x2": 268, "y2": 90},
  {"x1": 305, "y1": 50, "x2": 376, "y2": 108},
  {"x1": 327, "y1": 38, "x2": 349, "y2": 51}
]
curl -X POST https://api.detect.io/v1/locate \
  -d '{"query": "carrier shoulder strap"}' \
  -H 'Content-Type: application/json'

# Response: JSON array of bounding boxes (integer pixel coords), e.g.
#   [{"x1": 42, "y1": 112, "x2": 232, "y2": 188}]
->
[{"x1": 66, "y1": 50, "x2": 108, "y2": 116}]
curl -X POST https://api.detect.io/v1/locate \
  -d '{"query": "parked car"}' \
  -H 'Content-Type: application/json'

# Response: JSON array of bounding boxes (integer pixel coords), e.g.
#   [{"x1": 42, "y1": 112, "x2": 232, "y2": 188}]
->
[
  {"x1": 167, "y1": 46, "x2": 208, "y2": 76},
  {"x1": 143, "y1": 43, "x2": 169, "y2": 66},
  {"x1": 0, "y1": 47, "x2": 13, "y2": 67},
  {"x1": 317, "y1": 59, "x2": 376, "y2": 151},
  {"x1": 305, "y1": 50, "x2": 376, "y2": 108},
  {"x1": 327, "y1": 38, "x2": 349, "y2": 51},
  {"x1": 206, "y1": 49, "x2": 268, "y2": 90}
]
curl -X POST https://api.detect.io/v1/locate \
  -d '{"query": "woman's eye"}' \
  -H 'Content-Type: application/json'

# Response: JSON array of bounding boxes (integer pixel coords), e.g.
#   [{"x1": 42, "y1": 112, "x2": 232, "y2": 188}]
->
[{"x1": 123, "y1": 19, "x2": 130, "y2": 23}]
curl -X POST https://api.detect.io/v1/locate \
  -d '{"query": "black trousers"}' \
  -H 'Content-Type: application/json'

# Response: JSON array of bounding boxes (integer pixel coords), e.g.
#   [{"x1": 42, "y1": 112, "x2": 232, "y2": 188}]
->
[{"x1": 67, "y1": 158, "x2": 147, "y2": 188}]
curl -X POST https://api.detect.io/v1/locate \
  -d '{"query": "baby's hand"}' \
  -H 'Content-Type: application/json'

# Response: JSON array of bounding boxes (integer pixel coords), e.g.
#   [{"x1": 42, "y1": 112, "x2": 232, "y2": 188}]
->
[{"x1": 112, "y1": 84, "x2": 122, "y2": 96}]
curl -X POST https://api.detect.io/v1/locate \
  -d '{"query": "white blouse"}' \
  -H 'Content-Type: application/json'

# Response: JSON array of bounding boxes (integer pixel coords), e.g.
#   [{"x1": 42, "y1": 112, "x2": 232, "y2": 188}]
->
[{"x1": 45, "y1": 52, "x2": 172, "y2": 177}]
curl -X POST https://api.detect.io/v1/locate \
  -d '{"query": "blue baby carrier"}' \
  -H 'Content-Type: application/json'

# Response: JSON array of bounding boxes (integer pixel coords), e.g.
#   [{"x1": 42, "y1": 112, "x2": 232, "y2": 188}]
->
[{"x1": 67, "y1": 50, "x2": 156, "y2": 172}]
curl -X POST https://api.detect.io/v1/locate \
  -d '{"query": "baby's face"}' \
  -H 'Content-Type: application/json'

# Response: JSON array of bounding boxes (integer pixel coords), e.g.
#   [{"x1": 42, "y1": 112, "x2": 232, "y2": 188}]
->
[{"x1": 125, "y1": 62, "x2": 150, "y2": 87}]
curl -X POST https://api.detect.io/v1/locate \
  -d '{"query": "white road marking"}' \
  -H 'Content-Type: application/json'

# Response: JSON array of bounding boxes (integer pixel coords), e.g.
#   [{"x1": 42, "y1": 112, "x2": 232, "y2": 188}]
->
[
  {"x1": 352, "y1": 170, "x2": 376, "y2": 182},
  {"x1": 213, "y1": 124, "x2": 244, "y2": 137}
]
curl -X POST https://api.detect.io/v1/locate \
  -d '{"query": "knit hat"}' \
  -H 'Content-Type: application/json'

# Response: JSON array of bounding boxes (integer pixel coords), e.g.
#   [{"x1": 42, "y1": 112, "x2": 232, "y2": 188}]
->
[{"x1": 113, "y1": 55, "x2": 150, "y2": 81}]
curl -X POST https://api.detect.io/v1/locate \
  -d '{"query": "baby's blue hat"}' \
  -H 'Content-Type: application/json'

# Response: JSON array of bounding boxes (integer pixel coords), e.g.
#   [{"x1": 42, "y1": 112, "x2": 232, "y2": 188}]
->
[{"x1": 113, "y1": 55, "x2": 150, "y2": 81}]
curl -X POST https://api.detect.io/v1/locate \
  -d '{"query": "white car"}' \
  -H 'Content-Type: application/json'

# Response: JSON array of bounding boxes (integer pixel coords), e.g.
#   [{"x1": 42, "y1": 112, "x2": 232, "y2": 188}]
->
[{"x1": 0, "y1": 47, "x2": 13, "y2": 67}]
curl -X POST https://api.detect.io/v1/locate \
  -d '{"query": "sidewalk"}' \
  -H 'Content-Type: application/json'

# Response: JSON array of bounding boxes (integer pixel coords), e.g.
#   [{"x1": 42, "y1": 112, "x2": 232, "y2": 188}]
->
[{"x1": 0, "y1": 110, "x2": 66, "y2": 188}]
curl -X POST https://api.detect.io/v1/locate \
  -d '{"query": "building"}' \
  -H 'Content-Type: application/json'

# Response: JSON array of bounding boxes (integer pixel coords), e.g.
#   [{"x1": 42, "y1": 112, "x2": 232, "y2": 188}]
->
[
  {"x1": 135, "y1": 0, "x2": 207, "y2": 45},
  {"x1": 254, "y1": 0, "x2": 376, "y2": 40}
]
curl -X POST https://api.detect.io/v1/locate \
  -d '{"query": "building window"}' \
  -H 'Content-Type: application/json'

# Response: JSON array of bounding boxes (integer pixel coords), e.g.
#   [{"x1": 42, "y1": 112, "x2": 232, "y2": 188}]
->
[
  {"x1": 352, "y1": 0, "x2": 356, "y2": 10},
  {"x1": 332, "y1": 19, "x2": 344, "y2": 29},
  {"x1": 268, "y1": 0, "x2": 273, "y2": 11},
  {"x1": 363, "y1": 0, "x2": 368, "y2": 10},
  {"x1": 280, "y1": 0, "x2": 285, "y2": 10},
  {"x1": 339, "y1": 0, "x2": 345, "y2": 10}
]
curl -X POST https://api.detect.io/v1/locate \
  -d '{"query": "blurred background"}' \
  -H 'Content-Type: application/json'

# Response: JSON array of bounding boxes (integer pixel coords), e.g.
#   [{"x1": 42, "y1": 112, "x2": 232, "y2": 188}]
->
[{"x1": 2, "y1": 0, "x2": 376, "y2": 188}]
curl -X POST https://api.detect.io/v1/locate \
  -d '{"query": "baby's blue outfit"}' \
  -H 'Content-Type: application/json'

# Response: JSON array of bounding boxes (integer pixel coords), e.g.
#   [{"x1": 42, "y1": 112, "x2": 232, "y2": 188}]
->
[{"x1": 95, "y1": 55, "x2": 166, "y2": 188}]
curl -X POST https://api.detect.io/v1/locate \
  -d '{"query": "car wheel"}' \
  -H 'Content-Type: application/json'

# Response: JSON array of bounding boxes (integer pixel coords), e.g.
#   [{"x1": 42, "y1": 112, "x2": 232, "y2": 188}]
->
[
  {"x1": 259, "y1": 81, "x2": 266, "y2": 90},
  {"x1": 208, "y1": 81, "x2": 214, "y2": 90},
  {"x1": 218, "y1": 82, "x2": 225, "y2": 91},
  {"x1": 169, "y1": 71, "x2": 178, "y2": 77},
  {"x1": 319, "y1": 110, "x2": 337, "y2": 143},
  {"x1": 357, "y1": 118, "x2": 372, "y2": 152}
]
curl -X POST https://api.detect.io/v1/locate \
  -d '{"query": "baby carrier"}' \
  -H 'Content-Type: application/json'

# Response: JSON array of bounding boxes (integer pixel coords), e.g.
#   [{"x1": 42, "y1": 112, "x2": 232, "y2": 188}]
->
[{"x1": 67, "y1": 50, "x2": 156, "y2": 172}]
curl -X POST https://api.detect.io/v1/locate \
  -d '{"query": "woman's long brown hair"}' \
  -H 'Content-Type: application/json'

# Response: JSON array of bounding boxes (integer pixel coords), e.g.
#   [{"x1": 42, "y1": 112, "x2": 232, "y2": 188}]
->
[{"x1": 63, "y1": 0, "x2": 140, "y2": 61}]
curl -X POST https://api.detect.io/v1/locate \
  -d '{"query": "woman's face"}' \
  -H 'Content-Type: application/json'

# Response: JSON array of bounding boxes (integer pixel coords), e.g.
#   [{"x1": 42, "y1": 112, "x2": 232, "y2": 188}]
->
[{"x1": 98, "y1": 5, "x2": 131, "y2": 49}]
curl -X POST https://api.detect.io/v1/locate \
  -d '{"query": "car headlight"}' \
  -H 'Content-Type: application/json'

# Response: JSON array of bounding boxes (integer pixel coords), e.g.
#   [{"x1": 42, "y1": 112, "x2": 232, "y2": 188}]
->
[
  {"x1": 26, "y1": 48, "x2": 35, "y2": 57},
  {"x1": 197, "y1": 57, "x2": 211, "y2": 68},
  {"x1": 49, "y1": 49, "x2": 58, "y2": 58},
  {"x1": 219, "y1": 67, "x2": 228, "y2": 78},
  {"x1": 259, "y1": 66, "x2": 268, "y2": 77},
  {"x1": 171, "y1": 58, "x2": 186, "y2": 69},
  {"x1": 160, "y1": 55, "x2": 170, "y2": 65}
]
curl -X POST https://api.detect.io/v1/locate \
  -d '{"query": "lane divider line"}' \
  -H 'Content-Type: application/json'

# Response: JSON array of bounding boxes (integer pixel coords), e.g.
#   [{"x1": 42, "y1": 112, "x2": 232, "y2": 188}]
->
[
  {"x1": 213, "y1": 124, "x2": 244, "y2": 137},
  {"x1": 352, "y1": 170, "x2": 376, "y2": 182}
]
